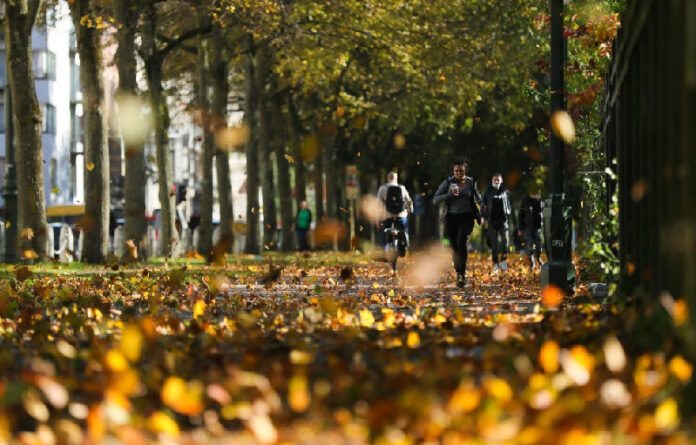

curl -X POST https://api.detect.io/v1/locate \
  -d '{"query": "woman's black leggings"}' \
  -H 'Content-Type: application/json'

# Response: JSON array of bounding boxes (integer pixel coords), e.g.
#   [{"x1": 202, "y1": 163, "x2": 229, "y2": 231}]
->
[{"x1": 446, "y1": 213, "x2": 475, "y2": 274}]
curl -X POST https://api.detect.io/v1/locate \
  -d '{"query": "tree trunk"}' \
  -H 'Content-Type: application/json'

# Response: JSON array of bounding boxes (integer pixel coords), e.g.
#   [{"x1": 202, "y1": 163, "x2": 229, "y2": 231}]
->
[
  {"x1": 272, "y1": 91, "x2": 294, "y2": 251},
  {"x1": 142, "y1": 6, "x2": 177, "y2": 257},
  {"x1": 4, "y1": 0, "x2": 48, "y2": 260},
  {"x1": 114, "y1": 0, "x2": 147, "y2": 261},
  {"x1": 255, "y1": 45, "x2": 277, "y2": 250},
  {"x1": 243, "y1": 34, "x2": 260, "y2": 254},
  {"x1": 287, "y1": 94, "x2": 306, "y2": 205},
  {"x1": 70, "y1": 0, "x2": 110, "y2": 263},
  {"x1": 196, "y1": 17, "x2": 214, "y2": 259},
  {"x1": 211, "y1": 24, "x2": 234, "y2": 253}
]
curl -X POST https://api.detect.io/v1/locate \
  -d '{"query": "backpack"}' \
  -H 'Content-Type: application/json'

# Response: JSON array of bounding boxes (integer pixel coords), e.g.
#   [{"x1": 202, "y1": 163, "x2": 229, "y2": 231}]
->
[{"x1": 385, "y1": 185, "x2": 406, "y2": 214}]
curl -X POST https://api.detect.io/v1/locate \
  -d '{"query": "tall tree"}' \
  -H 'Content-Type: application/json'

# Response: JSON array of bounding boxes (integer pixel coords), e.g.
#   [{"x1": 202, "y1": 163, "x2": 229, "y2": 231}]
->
[
  {"x1": 255, "y1": 43, "x2": 277, "y2": 250},
  {"x1": 195, "y1": 11, "x2": 214, "y2": 258},
  {"x1": 3, "y1": 0, "x2": 48, "y2": 260},
  {"x1": 272, "y1": 89, "x2": 293, "y2": 251},
  {"x1": 69, "y1": 0, "x2": 110, "y2": 263},
  {"x1": 210, "y1": 23, "x2": 234, "y2": 253},
  {"x1": 242, "y1": 33, "x2": 260, "y2": 254},
  {"x1": 114, "y1": 0, "x2": 147, "y2": 261},
  {"x1": 138, "y1": 2, "x2": 208, "y2": 256}
]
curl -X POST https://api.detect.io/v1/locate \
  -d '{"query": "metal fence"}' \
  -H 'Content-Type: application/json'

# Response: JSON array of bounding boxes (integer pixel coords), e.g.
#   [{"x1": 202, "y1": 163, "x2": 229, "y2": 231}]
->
[{"x1": 600, "y1": 0, "x2": 696, "y2": 301}]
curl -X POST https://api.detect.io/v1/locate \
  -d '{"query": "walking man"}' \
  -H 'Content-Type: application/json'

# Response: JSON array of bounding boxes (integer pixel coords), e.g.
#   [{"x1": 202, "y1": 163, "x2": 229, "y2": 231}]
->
[
  {"x1": 518, "y1": 187, "x2": 544, "y2": 270},
  {"x1": 482, "y1": 173, "x2": 513, "y2": 274}
]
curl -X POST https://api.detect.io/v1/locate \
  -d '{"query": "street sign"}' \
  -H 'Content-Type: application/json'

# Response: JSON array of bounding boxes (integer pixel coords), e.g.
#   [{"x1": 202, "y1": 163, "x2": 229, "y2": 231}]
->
[{"x1": 345, "y1": 165, "x2": 359, "y2": 200}]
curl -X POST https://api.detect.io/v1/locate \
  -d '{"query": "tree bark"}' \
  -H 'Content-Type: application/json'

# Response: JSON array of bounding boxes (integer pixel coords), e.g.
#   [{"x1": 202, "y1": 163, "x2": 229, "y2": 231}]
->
[
  {"x1": 114, "y1": 0, "x2": 147, "y2": 261},
  {"x1": 70, "y1": 0, "x2": 110, "y2": 263},
  {"x1": 243, "y1": 34, "x2": 260, "y2": 254},
  {"x1": 255, "y1": 45, "x2": 277, "y2": 250},
  {"x1": 142, "y1": 5, "x2": 178, "y2": 257},
  {"x1": 210, "y1": 24, "x2": 234, "y2": 253},
  {"x1": 287, "y1": 94, "x2": 306, "y2": 205},
  {"x1": 4, "y1": 0, "x2": 48, "y2": 260},
  {"x1": 272, "y1": 91, "x2": 294, "y2": 251},
  {"x1": 195, "y1": 15, "x2": 214, "y2": 258}
]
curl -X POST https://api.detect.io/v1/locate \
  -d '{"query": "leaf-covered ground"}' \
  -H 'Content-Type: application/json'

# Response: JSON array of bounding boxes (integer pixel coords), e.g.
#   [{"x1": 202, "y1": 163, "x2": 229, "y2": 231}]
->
[{"x1": 0, "y1": 251, "x2": 691, "y2": 444}]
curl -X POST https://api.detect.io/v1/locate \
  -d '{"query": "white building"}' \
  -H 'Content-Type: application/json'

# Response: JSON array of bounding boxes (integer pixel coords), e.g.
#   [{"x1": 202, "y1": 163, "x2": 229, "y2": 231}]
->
[{"x1": 0, "y1": 8, "x2": 249, "y2": 254}]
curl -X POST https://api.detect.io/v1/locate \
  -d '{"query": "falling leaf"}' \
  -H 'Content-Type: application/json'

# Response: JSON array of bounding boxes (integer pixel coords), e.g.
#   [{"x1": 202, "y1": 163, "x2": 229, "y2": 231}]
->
[
  {"x1": 669, "y1": 356, "x2": 693, "y2": 382},
  {"x1": 672, "y1": 300, "x2": 688, "y2": 326},
  {"x1": 483, "y1": 377, "x2": 513, "y2": 403},
  {"x1": 448, "y1": 382, "x2": 480, "y2": 414},
  {"x1": 300, "y1": 135, "x2": 320, "y2": 162},
  {"x1": 119, "y1": 324, "x2": 143, "y2": 363},
  {"x1": 393, "y1": 133, "x2": 406, "y2": 149},
  {"x1": 539, "y1": 340, "x2": 560, "y2": 374},
  {"x1": 600, "y1": 379, "x2": 631, "y2": 408},
  {"x1": 284, "y1": 154, "x2": 295, "y2": 163},
  {"x1": 147, "y1": 411, "x2": 180, "y2": 437},
  {"x1": 541, "y1": 285, "x2": 564, "y2": 308},
  {"x1": 654, "y1": 398, "x2": 679, "y2": 431},
  {"x1": 406, "y1": 332, "x2": 421, "y2": 348},
  {"x1": 288, "y1": 374, "x2": 311, "y2": 412},
  {"x1": 603, "y1": 336, "x2": 627, "y2": 373},
  {"x1": 86, "y1": 162, "x2": 95, "y2": 171},
  {"x1": 125, "y1": 239, "x2": 138, "y2": 259},
  {"x1": 550, "y1": 110, "x2": 575, "y2": 143},
  {"x1": 51, "y1": 187, "x2": 60, "y2": 194},
  {"x1": 105, "y1": 350, "x2": 129, "y2": 372},
  {"x1": 20, "y1": 228, "x2": 35, "y2": 240},
  {"x1": 193, "y1": 299, "x2": 206, "y2": 319}
]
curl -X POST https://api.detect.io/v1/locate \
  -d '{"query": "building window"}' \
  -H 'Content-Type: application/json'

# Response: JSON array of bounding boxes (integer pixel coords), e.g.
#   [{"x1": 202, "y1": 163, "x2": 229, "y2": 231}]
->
[
  {"x1": 41, "y1": 103, "x2": 56, "y2": 134},
  {"x1": 33, "y1": 50, "x2": 56, "y2": 80}
]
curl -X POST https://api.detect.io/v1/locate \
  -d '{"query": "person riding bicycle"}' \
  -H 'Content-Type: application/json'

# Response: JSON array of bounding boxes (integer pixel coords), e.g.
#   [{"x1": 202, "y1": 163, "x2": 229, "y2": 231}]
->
[{"x1": 377, "y1": 172, "x2": 413, "y2": 250}]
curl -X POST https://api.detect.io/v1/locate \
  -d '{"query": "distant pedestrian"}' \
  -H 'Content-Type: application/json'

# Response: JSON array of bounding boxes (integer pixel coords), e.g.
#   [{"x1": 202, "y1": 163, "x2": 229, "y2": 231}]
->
[
  {"x1": 377, "y1": 172, "x2": 413, "y2": 249},
  {"x1": 482, "y1": 173, "x2": 513, "y2": 274},
  {"x1": 433, "y1": 158, "x2": 483, "y2": 288},
  {"x1": 293, "y1": 200, "x2": 312, "y2": 252},
  {"x1": 518, "y1": 187, "x2": 543, "y2": 270}
]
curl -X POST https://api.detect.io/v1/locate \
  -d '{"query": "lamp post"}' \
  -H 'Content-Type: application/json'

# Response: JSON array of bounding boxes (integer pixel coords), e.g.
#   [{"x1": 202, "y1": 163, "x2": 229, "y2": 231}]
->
[{"x1": 541, "y1": 0, "x2": 576, "y2": 293}]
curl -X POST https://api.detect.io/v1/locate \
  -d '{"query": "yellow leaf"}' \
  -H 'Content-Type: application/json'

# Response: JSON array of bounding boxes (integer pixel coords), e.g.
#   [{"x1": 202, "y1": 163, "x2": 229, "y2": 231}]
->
[
  {"x1": 372, "y1": 282, "x2": 380, "y2": 289},
  {"x1": 86, "y1": 162, "x2": 95, "y2": 171},
  {"x1": 359, "y1": 309, "x2": 375, "y2": 327},
  {"x1": 288, "y1": 374, "x2": 310, "y2": 412},
  {"x1": 4, "y1": 221, "x2": 9, "y2": 229},
  {"x1": 387, "y1": 289, "x2": 395, "y2": 297},
  {"x1": 148, "y1": 411, "x2": 179, "y2": 437},
  {"x1": 550, "y1": 110, "x2": 576, "y2": 144},
  {"x1": 22, "y1": 250, "x2": 39, "y2": 260},
  {"x1": 119, "y1": 324, "x2": 143, "y2": 363},
  {"x1": 483, "y1": 377, "x2": 513, "y2": 403},
  {"x1": 284, "y1": 154, "x2": 294, "y2": 163},
  {"x1": 448, "y1": 382, "x2": 480, "y2": 414},
  {"x1": 654, "y1": 398, "x2": 679, "y2": 431},
  {"x1": 193, "y1": 299, "x2": 206, "y2": 319},
  {"x1": 406, "y1": 331, "x2": 420, "y2": 348},
  {"x1": 669, "y1": 355, "x2": 693, "y2": 383},
  {"x1": 393, "y1": 134, "x2": 406, "y2": 149},
  {"x1": 20, "y1": 228, "x2": 34, "y2": 240},
  {"x1": 105, "y1": 350, "x2": 129, "y2": 372},
  {"x1": 673, "y1": 300, "x2": 688, "y2": 326},
  {"x1": 290, "y1": 350, "x2": 313, "y2": 365},
  {"x1": 539, "y1": 340, "x2": 560, "y2": 374},
  {"x1": 161, "y1": 377, "x2": 186, "y2": 409},
  {"x1": 51, "y1": 187, "x2": 60, "y2": 194}
]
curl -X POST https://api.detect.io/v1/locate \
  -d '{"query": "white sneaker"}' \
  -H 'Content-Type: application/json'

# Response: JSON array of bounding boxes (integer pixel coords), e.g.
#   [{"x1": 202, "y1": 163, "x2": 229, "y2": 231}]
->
[
  {"x1": 501, "y1": 260, "x2": 508, "y2": 271},
  {"x1": 492, "y1": 263, "x2": 500, "y2": 274}
]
